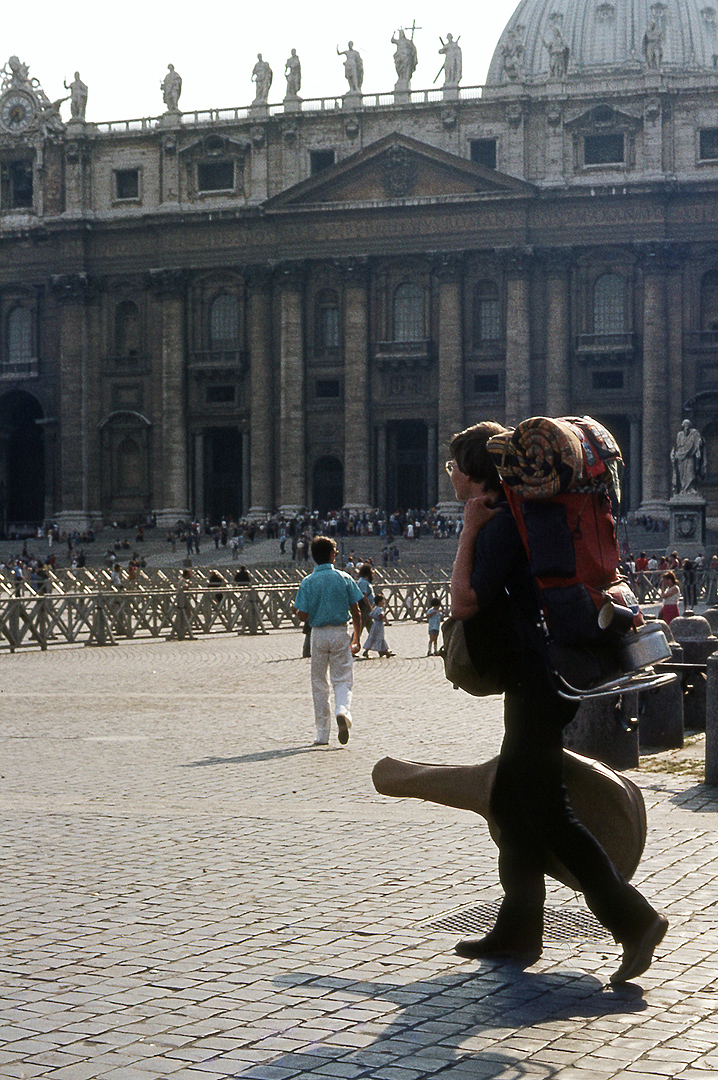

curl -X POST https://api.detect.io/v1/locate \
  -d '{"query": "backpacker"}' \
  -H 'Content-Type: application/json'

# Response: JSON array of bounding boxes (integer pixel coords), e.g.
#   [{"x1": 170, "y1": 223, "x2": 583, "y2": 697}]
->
[{"x1": 485, "y1": 417, "x2": 672, "y2": 696}]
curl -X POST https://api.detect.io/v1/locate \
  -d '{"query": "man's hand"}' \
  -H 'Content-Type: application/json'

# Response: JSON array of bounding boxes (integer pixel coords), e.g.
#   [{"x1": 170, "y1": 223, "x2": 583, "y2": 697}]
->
[
  {"x1": 462, "y1": 493, "x2": 499, "y2": 537},
  {"x1": 350, "y1": 639, "x2": 361, "y2": 654}
]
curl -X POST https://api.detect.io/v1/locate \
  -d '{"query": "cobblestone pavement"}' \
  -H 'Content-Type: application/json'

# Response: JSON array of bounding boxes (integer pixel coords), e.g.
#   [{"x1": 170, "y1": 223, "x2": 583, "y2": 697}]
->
[{"x1": 2, "y1": 623, "x2": 718, "y2": 1080}]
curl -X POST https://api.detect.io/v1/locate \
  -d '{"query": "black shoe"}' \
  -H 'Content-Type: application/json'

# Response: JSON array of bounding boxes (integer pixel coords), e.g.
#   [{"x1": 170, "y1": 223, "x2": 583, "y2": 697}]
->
[
  {"x1": 336, "y1": 714, "x2": 351, "y2": 745},
  {"x1": 455, "y1": 930, "x2": 542, "y2": 964},
  {"x1": 610, "y1": 914, "x2": 668, "y2": 985}
]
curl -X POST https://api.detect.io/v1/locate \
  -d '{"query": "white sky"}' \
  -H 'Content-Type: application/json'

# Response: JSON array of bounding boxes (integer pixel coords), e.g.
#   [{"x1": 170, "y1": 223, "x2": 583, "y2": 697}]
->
[{"x1": 6, "y1": 0, "x2": 521, "y2": 123}]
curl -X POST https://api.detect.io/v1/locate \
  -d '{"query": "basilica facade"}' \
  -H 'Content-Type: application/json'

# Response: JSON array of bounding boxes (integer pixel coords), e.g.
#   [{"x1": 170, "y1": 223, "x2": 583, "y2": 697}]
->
[{"x1": 2, "y1": 0, "x2": 718, "y2": 532}]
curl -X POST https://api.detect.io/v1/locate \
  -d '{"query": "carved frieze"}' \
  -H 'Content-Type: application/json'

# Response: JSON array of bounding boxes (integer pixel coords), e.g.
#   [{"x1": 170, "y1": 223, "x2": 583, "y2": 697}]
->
[{"x1": 381, "y1": 145, "x2": 417, "y2": 199}]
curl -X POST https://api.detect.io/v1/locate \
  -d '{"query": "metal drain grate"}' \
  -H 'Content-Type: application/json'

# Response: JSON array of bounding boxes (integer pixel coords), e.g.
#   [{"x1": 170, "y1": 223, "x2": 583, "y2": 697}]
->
[{"x1": 425, "y1": 901, "x2": 611, "y2": 943}]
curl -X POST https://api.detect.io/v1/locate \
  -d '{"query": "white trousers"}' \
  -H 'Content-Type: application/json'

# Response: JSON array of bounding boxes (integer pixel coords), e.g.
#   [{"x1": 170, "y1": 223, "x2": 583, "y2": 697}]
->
[{"x1": 310, "y1": 625, "x2": 353, "y2": 740}]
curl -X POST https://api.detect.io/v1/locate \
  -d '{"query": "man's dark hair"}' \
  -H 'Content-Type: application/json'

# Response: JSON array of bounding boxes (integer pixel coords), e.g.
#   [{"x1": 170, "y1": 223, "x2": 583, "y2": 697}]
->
[
  {"x1": 311, "y1": 535, "x2": 337, "y2": 564},
  {"x1": 450, "y1": 421, "x2": 508, "y2": 490}
]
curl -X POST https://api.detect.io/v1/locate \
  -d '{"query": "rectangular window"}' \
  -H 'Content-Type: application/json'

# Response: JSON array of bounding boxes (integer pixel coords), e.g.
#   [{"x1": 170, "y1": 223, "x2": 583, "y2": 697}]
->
[
  {"x1": 320, "y1": 307, "x2": 339, "y2": 349},
  {"x1": 198, "y1": 161, "x2": 235, "y2": 192},
  {"x1": 1, "y1": 161, "x2": 33, "y2": 209},
  {"x1": 316, "y1": 378, "x2": 341, "y2": 399},
  {"x1": 115, "y1": 169, "x2": 140, "y2": 200},
  {"x1": 477, "y1": 300, "x2": 501, "y2": 343},
  {"x1": 700, "y1": 128, "x2": 718, "y2": 160},
  {"x1": 206, "y1": 385, "x2": 235, "y2": 404},
  {"x1": 310, "y1": 149, "x2": 336, "y2": 175},
  {"x1": 584, "y1": 134, "x2": 625, "y2": 165},
  {"x1": 592, "y1": 370, "x2": 624, "y2": 391},
  {"x1": 473, "y1": 373, "x2": 500, "y2": 394},
  {"x1": 470, "y1": 139, "x2": 497, "y2": 169}
]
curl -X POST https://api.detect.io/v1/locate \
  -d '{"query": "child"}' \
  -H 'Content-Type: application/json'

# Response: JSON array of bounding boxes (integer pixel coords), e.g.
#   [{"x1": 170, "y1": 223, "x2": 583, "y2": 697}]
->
[
  {"x1": 363, "y1": 594, "x2": 395, "y2": 658},
  {"x1": 427, "y1": 595, "x2": 443, "y2": 655}
]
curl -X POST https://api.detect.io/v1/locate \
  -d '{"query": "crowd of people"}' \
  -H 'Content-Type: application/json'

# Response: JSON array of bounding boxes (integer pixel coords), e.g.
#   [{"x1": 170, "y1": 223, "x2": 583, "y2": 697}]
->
[{"x1": 623, "y1": 549, "x2": 718, "y2": 616}]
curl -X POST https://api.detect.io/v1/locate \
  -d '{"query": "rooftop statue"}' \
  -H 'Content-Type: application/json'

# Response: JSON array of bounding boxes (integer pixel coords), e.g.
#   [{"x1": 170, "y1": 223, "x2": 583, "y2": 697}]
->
[
  {"x1": 64, "y1": 71, "x2": 88, "y2": 121},
  {"x1": 544, "y1": 24, "x2": 569, "y2": 78},
  {"x1": 643, "y1": 19, "x2": 664, "y2": 69},
  {"x1": 392, "y1": 27, "x2": 418, "y2": 88},
  {"x1": 671, "y1": 419, "x2": 707, "y2": 495},
  {"x1": 2, "y1": 55, "x2": 32, "y2": 92},
  {"x1": 161, "y1": 64, "x2": 182, "y2": 113},
  {"x1": 502, "y1": 26, "x2": 526, "y2": 81},
  {"x1": 284, "y1": 49, "x2": 301, "y2": 98},
  {"x1": 337, "y1": 41, "x2": 363, "y2": 92},
  {"x1": 252, "y1": 54, "x2": 273, "y2": 105},
  {"x1": 438, "y1": 33, "x2": 462, "y2": 87}
]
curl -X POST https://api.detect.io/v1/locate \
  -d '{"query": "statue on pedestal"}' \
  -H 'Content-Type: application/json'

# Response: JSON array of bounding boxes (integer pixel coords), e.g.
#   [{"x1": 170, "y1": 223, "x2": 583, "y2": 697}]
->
[
  {"x1": 502, "y1": 26, "x2": 526, "y2": 82},
  {"x1": 643, "y1": 19, "x2": 664, "y2": 70},
  {"x1": 544, "y1": 24, "x2": 569, "y2": 78},
  {"x1": 252, "y1": 54, "x2": 273, "y2": 105},
  {"x1": 64, "y1": 71, "x2": 88, "y2": 121},
  {"x1": 161, "y1": 64, "x2": 182, "y2": 113},
  {"x1": 671, "y1": 419, "x2": 706, "y2": 495},
  {"x1": 392, "y1": 27, "x2": 418, "y2": 90},
  {"x1": 438, "y1": 33, "x2": 462, "y2": 87},
  {"x1": 284, "y1": 49, "x2": 301, "y2": 98},
  {"x1": 337, "y1": 41, "x2": 363, "y2": 93}
]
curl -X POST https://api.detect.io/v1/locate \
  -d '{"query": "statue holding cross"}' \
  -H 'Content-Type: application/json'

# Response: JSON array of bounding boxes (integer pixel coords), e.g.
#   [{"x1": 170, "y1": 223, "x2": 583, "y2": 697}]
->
[{"x1": 392, "y1": 22, "x2": 419, "y2": 91}]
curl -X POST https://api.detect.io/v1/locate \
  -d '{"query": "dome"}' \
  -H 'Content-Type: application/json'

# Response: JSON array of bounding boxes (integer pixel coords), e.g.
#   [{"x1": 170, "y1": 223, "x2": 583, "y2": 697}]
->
[{"x1": 486, "y1": 0, "x2": 718, "y2": 84}]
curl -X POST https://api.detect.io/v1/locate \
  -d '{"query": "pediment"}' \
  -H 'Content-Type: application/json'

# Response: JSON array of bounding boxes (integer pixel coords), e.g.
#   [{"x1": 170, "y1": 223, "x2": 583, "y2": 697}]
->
[{"x1": 264, "y1": 132, "x2": 534, "y2": 209}]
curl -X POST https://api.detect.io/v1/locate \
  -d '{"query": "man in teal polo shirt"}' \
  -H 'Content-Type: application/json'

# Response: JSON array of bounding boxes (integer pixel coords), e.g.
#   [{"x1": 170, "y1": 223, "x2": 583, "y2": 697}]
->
[{"x1": 293, "y1": 535, "x2": 363, "y2": 746}]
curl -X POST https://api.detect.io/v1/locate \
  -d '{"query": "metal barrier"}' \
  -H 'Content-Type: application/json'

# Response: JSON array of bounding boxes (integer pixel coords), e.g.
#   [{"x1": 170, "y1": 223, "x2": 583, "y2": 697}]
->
[{"x1": 0, "y1": 579, "x2": 451, "y2": 652}]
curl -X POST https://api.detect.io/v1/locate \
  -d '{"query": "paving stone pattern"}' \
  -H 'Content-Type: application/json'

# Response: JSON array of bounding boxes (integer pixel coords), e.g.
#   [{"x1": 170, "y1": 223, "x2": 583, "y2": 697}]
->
[{"x1": 1, "y1": 623, "x2": 718, "y2": 1080}]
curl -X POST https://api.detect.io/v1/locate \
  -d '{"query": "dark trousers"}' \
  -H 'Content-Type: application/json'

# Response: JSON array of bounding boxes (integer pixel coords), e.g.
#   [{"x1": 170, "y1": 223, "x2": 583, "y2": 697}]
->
[{"x1": 489, "y1": 669, "x2": 655, "y2": 942}]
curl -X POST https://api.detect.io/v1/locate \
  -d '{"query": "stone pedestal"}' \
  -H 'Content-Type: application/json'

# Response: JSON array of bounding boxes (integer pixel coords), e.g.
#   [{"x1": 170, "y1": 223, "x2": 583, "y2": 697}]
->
[
  {"x1": 342, "y1": 91, "x2": 362, "y2": 111},
  {"x1": 706, "y1": 652, "x2": 718, "y2": 783},
  {"x1": 393, "y1": 80, "x2": 410, "y2": 104},
  {"x1": 157, "y1": 111, "x2": 181, "y2": 128},
  {"x1": 283, "y1": 95, "x2": 301, "y2": 113},
  {"x1": 442, "y1": 85, "x2": 459, "y2": 101},
  {"x1": 668, "y1": 493, "x2": 706, "y2": 557},
  {"x1": 155, "y1": 508, "x2": 190, "y2": 530},
  {"x1": 562, "y1": 694, "x2": 639, "y2": 770}
]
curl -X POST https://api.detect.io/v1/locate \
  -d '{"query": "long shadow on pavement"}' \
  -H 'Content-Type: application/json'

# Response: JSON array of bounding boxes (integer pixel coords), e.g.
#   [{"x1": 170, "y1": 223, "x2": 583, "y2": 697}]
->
[
  {"x1": 246, "y1": 967, "x2": 647, "y2": 1079},
  {"x1": 181, "y1": 746, "x2": 319, "y2": 766}
]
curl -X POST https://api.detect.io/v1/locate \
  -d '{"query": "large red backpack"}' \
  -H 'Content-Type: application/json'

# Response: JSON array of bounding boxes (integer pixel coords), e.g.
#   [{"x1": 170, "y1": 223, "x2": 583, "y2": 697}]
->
[{"x1": 487, "y1": 416, "x2": 632, "y2": 648}]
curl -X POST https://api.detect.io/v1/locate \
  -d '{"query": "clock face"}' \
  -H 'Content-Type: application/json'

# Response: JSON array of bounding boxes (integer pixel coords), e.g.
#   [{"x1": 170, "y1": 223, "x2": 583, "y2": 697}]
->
[{"x1": 0, "y1": 91, "x2": 36, "y2": 132}]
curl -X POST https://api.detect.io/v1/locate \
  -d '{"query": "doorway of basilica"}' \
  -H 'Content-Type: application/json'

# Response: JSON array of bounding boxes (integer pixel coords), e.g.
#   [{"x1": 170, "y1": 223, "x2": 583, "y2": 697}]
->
[
  {"x1": 386, "y1": 419, "x2": 429, "y2": 511},
  {"x1": 0, "y1": 390, "x2": 45, "y2": 535}
]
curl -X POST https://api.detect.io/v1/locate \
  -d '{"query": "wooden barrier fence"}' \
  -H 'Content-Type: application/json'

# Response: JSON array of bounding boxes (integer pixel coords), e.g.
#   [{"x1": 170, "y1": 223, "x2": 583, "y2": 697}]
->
[{"x1": 0, "y1": 579, "x2": 452, "y2": 652}]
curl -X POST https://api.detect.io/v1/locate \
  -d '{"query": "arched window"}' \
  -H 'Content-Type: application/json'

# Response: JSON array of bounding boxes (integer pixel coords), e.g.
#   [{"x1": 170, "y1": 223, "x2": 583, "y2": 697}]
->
[
  {"x1": 593, "y1": 274, "x2": 625, "y2": 335},
  {"x1": 701, "y1": 270, "x2": 718, "y2": 332},
  {"x1": 393, "y1": 283, "x2": 425, "y2": 343},
  {"x1": 210, "y1": 294, "x2": 239, "y2": 350},
  {"x1": 473, "y1": 281, "x2": 501, "y2": 344},
  {"x1": 314, "y1": 289, "x2": 340, "y2": 352},
  {"x1": 115, "y1": 301, "x2": 140, "y2": 359},
  {"x1": 7, "y1": 307, "x2": 32, "y2": 364},
  {"x1": 117, "y1": 436, "x2": 141, "y2": 494}
]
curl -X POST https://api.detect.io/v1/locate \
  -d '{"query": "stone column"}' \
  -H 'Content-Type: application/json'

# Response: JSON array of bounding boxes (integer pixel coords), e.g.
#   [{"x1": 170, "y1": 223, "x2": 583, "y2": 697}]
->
[
  {"x1": 51, "y1": 273, "x2": 99, "y2": 534},
  {"x1": 278, "y1": 266, "x2": 306, "y2": 513},
  {"x1": 375, "y1": 425, "x2": 387, "y2": 510},
  {"x1": 342, "y1": 261, "x2": 371, "y2": 512},
  {"x1": 666, "y1": 249, "x2": 686, "y2": 446},
  {"x1": 544, "y1": 251, "x2": 571, "y2": 416},
  {"x1": 436, "y1": 258, "x2": 464, "y2": 513},
  {"x1": 640, "y1": 249, "x2": 670, "y2": 513},
  {"x1": 193, "y1": 432, "x2": 204, "y2": 523},
  {"x1": 160, "y1": 132, "x2": 180, "y2": 205},
  {"x1": 504, "y1": 250, "x2": 532, "y2": 426},
  {"x1": 247, "y1": 268, "x2": 274, "y2": 517},
  {"x1": 148, "y1": 269, "x2": 190, "y2": 527},
  {"x1": 249, "y1": 126, "x2": 268, "y2": 203},
  {"x1": 630, "y1": 417, "x2": 642, "y2": 511}
]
